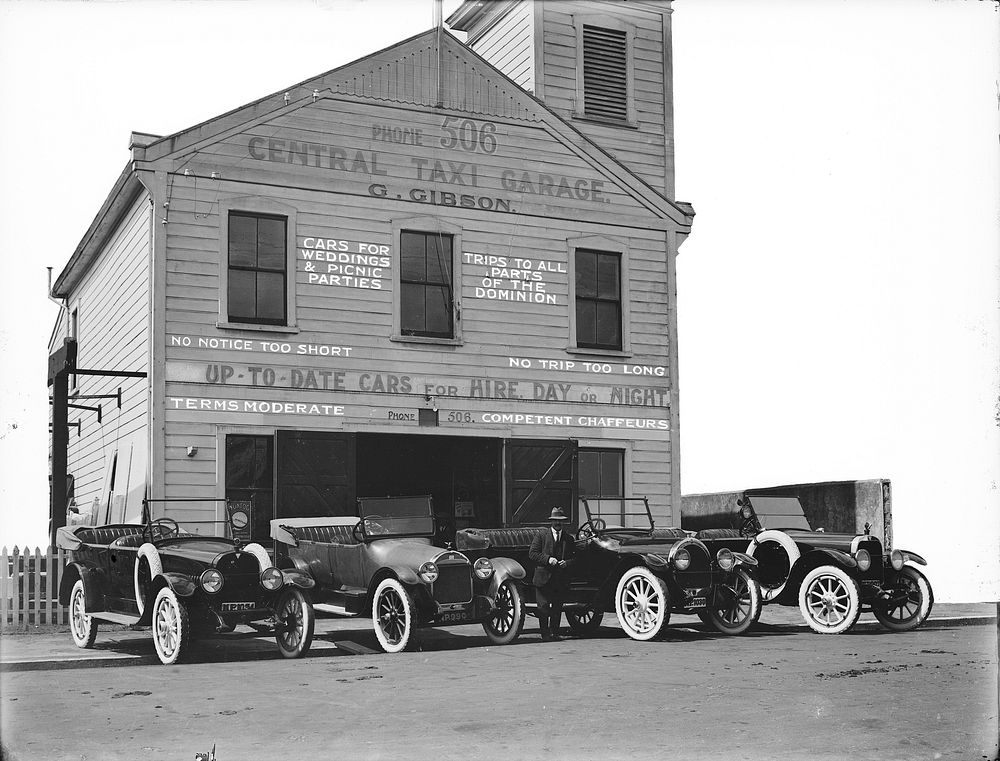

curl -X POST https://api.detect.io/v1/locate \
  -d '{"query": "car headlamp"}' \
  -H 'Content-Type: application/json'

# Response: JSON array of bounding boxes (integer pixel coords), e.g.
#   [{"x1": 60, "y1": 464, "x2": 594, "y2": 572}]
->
[
  {"x1": 200, "y1": 569, "x2": 224, "y2": 594},
  {"x1": 474, "y1": 557, "x2": 494, "y2": 579},
  {"x1": 673, "y1": 547, "x2": 691, "y2": 571},
  {"x1": 889, "y1": 549, "x2": 904, "y2": 571},
  {"x1": 716, "y1": 548, "x2": 735, "y2": 571},
  {"x1": 419, "y1": 561, "x2": 439, "y2": 584},
  {"x1": 260, "y1": 567, "x2": 283, "y2": 591},
  {"x1": 854, "y1": 548, "x2": 871, "y2": 572}
]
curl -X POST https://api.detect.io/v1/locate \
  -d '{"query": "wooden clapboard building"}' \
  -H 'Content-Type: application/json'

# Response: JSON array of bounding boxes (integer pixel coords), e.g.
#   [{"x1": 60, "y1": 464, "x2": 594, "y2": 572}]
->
[{"x1": 48, "y1": 0, "x2": 694, "y2": 543}]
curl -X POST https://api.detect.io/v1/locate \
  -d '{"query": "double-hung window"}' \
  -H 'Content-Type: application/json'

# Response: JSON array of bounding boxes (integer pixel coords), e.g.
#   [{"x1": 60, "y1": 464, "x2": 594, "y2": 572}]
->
[
  {"x1": 227, "y1": 212, "x2": 287, "y2": 325},
  {"x1": 575, "y1": 249, "x2": 622, "y2": 351},
  {"x1": 400, "y1": 230, "x2": 454, "y2": 339}
]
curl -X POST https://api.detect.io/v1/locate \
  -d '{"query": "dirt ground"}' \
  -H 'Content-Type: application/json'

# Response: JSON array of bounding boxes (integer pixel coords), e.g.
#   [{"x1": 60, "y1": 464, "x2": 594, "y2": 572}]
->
[{"x1": 2, "y1": 617, "x2": 997, "y2": 761}]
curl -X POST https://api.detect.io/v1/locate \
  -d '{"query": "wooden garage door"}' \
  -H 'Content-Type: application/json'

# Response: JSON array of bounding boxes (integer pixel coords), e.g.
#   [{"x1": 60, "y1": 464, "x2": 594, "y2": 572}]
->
[
  {"x1": 505, "y1": 439, "x2": 578, "y2": 526},
  {"x1": 276, "y1": 431, "x2": 356, "y2": 518}
]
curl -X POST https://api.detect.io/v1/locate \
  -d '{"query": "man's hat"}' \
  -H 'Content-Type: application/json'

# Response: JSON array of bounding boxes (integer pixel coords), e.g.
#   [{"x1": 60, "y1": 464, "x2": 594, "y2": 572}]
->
[{"x1": 547, "y1": 507, "x2": 570, "y2": 522}]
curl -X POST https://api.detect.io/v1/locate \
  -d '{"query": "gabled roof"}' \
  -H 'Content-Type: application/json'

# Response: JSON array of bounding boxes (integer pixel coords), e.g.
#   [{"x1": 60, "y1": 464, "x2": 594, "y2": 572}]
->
[{"x1": 55, "y1": 27, "x2": 693, "y2": 296}]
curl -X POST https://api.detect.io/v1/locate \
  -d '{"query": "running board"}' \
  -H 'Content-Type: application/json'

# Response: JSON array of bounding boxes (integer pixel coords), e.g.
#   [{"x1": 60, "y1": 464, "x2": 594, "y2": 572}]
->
[
  {"x1": 314, "y1": 603, "x2": 361, "y2": 617},
  {"x1": 94, "y1": 612, "x2": 142, "y2": 625}
]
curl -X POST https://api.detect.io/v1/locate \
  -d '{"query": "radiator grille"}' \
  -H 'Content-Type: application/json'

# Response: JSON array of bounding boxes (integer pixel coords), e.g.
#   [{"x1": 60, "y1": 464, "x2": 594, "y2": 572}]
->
[
  {"x1": 433, "y1": 562, "x2": 472, "y2": 605},
  {"x1": 858, "y1": 539, "x2": 884, "y2": 584},
  {"x1": 676, "y1": 543, "x2": 713, "y2": 589}
]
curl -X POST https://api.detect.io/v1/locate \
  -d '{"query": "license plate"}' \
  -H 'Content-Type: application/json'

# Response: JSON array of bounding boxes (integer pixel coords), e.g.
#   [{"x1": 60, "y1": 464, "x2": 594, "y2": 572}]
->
[
  {"x1": 221, "y1": 602, "x2": 254, "y2": 612},
  {"x1": 437, "y1": 609, "x2": 473, "y2": 624},
  {"x1": 687, "y1": 597, "x2": 707, "y2": 609}
]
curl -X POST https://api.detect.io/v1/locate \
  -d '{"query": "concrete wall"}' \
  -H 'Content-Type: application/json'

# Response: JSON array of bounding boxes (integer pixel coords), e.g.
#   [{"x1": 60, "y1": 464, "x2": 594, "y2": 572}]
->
[{"x1": 682, "y1": 479, "x2": 892, "y2": 546}]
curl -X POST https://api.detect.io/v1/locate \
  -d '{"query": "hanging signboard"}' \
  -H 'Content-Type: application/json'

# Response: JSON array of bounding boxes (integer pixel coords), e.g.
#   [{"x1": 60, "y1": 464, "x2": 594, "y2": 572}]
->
[{"x1": 226, "y1": 500, "x2": 253, "y2": 543}]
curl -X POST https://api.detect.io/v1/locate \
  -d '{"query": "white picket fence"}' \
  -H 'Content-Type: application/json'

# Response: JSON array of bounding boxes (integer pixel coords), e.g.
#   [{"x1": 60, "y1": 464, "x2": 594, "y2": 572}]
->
[{"x1": 0, "y1": 546, "x2": 70, "y2": 627}]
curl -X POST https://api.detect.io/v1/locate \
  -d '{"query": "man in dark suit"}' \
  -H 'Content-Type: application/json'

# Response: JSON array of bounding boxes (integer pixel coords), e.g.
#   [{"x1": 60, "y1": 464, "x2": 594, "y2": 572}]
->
[{"x1": 528, "y1": 507, "x2": 576, "y2": 641}]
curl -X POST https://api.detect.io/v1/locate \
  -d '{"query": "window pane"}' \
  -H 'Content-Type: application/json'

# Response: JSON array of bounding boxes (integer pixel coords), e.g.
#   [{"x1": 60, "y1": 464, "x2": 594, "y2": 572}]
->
[
  {"x1": 425, "y1": 235, "x2": 452, "y2": 284},
  {"x1": 256, "y1": 272, "x2": 286, "y2": 322},
  {"x1": 600, "y1": 451, "x2": 623, "y2": 496},
  {"x1": 579, "y1": 451, "x2": 600, "y2": 496},
  {"x1": 229, "y1": 215, "x2": 257, "y2": 267},
  {"x1": 576, "y1": 251, "x2": 597, "y2": 297},
  {"x1": 400, "y1": 232, "x2": 426, "y2": 281},
  {"x1": 596, "y1": 301, "x2": 621, "y2": 348},
  {"x1": 226, "y1": 436, "x2": 259, "y2": 486},
  {"x1": 424, "y1": 286, "x2": 452, "y2": 335},
  {"x1": 576, "y1": 299, "x2": 597, "y2": 345},
  {"x1": 228, "y1": 269, "x2": 256, "y2": 321},
  {"x1": 597, "y1": 254, "x2": 620, "y2": 299},
  {"x1": 400, "y1": 283, "x2": 425, "y2": 334},
  {"x1": 257, "y1": 217, "x2": 286, "y2": 270}
]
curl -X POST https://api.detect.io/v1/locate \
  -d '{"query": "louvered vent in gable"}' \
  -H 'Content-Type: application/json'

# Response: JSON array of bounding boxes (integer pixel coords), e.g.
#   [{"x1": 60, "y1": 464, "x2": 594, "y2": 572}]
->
[{"x1": 582, "y1": 25, "x2": 628, "y2": 121}]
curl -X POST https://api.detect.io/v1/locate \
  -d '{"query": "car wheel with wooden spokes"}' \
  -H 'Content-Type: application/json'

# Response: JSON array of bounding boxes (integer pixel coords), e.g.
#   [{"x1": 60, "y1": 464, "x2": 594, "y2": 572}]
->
[
  {"x1": 483, "y1": 580, "x2": 525, "y2": 645},
  {"x1": 152, "y1": 587, "x2": 191, "y2": 665},
  {"x1": 69, "y1": 579, "x2": 98, "y2": 649},
  {"x1": 873, "y1": 566, "x2": 933, "y2": 632},
  {"x1": 615, "y1": 566, "x2": 670, "y2": 641},
  {"x1": 798, "y1": 565, "x2": 861, "y2": 635},
  {"x1": 372, "y1": 578, "x2": 416, "y2": 654},
  {"x1": 565, "y1": 608, "x2": 605, "y2": 636},
  {"x1": 702, "y1": 568, "x2": 762, "y2": 635},
  {"x1": 275, "y1": 588, "x2": 315, "y2": 658}
]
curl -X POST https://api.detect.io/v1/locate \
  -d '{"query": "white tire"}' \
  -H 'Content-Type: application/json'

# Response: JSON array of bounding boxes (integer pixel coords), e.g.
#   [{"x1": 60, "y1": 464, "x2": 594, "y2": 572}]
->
[
  {"x1": 372, "y1": 578, "x2": 416, "y2": 653},
  {"x1": 747, "y1": 530, "x2": 801, "y2": 602},
  {"x1": 798, "y1": 565, "x2": 862, "y2": 634},
  {"x1": 703, "y1": 567, "x2": 762, "y2": 636},
  {"x1": 134, "y1": 544, "x2": 162, "y2": 616},
  {"x1": 873, "y1": 566, "x2": 933, "y2": 632},
  {"x1": 243, "y1": 542, "x2": 272, "y2": 572},
  {"x1": 615, "y1": 566, "x2": 670, "y2": 641},
  {"x1": 152, "y1": 586, "x2": 191, "y2": 665},
  {"x1": 69, "y1": 579, "x2": 98, "y2": 649}
]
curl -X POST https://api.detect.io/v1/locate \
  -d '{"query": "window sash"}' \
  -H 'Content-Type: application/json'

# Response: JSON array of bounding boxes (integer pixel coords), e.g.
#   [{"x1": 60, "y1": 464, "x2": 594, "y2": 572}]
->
[
  {"x1": 575, "y1": 249, "x2": 622, "y2": 350},
  {"x1": 400, "y1": 231, "x2": 454, "y2": 337},
  {"x1": 228, "y1": 212, "x2": 287, "y2": 325}
]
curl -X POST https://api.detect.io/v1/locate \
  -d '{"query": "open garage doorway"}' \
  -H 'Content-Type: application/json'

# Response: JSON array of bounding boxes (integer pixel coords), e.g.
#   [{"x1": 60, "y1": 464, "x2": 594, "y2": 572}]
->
[{"x1": 357, "y1": 434, "x2": 502, "y2": 542}]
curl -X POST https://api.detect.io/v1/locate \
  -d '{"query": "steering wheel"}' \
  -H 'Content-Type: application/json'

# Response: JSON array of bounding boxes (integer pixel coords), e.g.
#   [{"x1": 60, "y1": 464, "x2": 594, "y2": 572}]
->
[
  {"x1": 739, "y1": 514, "x2": 758, "y2": 538},
  {"x1": 353, "y1": 515, "x2": 388, "y2": 542},
  {"x1": 148, "y1": 517, "x2": 180, "y2": 540},
  {"x1": 576, "y1": 518, "x2": 607, "y2": 541},
  {"x1": 363, "y1": 515, "x2": 389, "y2": 535}
]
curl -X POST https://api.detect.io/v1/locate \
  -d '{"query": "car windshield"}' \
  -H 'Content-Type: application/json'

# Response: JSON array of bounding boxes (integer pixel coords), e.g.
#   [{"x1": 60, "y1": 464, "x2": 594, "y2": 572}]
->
[
  {"x1": 581, "y1": 497, "x2": 654, "y2": 532},
  {"x1": 358, "y1": 496, "x2": 435, "y2": 538},
  {"x1": 747, "y1": 495, "x2": 812, "y2": 531}
]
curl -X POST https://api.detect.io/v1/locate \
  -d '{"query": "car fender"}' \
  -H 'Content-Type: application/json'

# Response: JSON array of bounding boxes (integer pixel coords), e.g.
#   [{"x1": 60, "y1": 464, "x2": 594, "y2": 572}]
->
[
  {"x1": 800, "y1": 547, "x2": 858, "y2": 570},
  {"x1": 747, "y1": 530, "x2": 801, "y2": 602},
  {"x1": 373, "y1": 565, "x2": 420, "y2": 588},
  {"x1": 58, "y1": 562, "x2": 106, "y2": 610},
  {"x1": 154, "y1": 572, "x2": 198, "y2": 598},
  {"x1": 486, "y1": 558, "x2": 525, "y2": 598},
  {"x1": 280, "y1": 569, "x2": 316, "y2": 590},
  {"x1": 899, "y1": 550, "x2": 928, "y2": 566}
]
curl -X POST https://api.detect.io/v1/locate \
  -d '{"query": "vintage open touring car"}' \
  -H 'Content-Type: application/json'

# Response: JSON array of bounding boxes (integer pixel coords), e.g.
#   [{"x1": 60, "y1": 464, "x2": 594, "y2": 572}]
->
[
  {"x1": 455, "y1": 497, "x2": 763, "y2": 641},
  {"x1": 57, "y1": 516, "x2": 316, "y2": 664},
  {"x1": 693, "y1": 494, "x2": 934, "y2": 634},
  {"x1": 271, "y1": 495, "x2": 527, "y2": 653}
]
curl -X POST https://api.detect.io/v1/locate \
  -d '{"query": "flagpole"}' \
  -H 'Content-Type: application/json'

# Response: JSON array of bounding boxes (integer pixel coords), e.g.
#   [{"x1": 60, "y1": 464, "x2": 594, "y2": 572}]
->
[{"x1": 434, "y1": 0, "x2": 444, "y2": 107}]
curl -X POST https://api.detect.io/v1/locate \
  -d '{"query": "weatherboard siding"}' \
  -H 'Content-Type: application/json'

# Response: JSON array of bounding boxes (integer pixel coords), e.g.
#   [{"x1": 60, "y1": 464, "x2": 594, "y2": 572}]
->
[
  {"x1": 63, "y1": 191, "x2": 151, "y2": 524},
  {"x1": 468, "y1": 1, "x2": 536, "y2": 93},
  {"x1": 154, "y1": 91, "x2": 678, "y2": 522}
]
